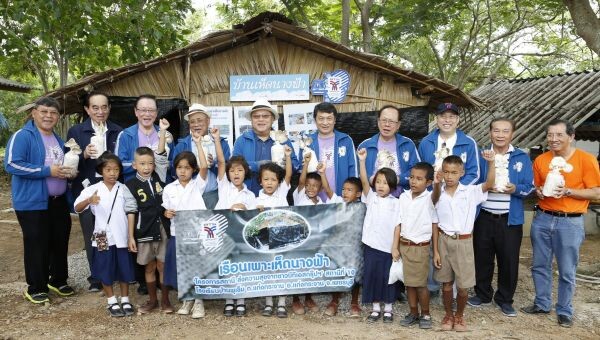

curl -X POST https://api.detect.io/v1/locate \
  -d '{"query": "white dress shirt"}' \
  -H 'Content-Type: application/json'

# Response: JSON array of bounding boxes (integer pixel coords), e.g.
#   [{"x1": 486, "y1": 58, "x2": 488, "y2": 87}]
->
[
  {"x1": 293, "y1": 187, "x2": 324, "y2": 206},
  {"x1": 256, "y1": 181, "x2": 290, "y2": 208},
  {"x1": 361, "y1": 190, "x2": 401, "y2": 253},
  {"x1": 435, "y1": 183, "x2": 487, "y2": 235},
  {"x1": 398, "y1": 190, "x2": 438, "y2": 243},
  {"x1": 215, "y1": 176, "x2": 256, "y2": 210},
  {"x1": 162, "y1": 176, "x2": 207, "y2": 236}
]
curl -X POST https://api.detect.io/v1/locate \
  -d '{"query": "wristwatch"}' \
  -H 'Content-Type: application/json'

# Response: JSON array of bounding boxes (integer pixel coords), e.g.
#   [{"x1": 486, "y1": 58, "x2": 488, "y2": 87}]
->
[{"x1": 565, "y1": 188, "x2": 572, "y2": 197}]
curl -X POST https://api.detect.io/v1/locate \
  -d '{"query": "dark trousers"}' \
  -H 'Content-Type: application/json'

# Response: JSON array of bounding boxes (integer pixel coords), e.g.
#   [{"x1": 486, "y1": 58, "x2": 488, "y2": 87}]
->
[
  {"x1": 78, "y1": 209, "x2": 100, "y2": 284},
  {"x1": 16, "y1": 196, "x2": 72, "y2": 294},
  {"x1": 473, "y1": 210, "x2": 522, "y2": 305}
]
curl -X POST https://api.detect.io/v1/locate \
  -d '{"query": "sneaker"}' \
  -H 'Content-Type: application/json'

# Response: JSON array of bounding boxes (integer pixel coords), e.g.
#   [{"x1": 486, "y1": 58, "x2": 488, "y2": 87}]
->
[
  {"x1": 88, "y1": 282, "x2": 102, "y2": 292},
  {"x1": 467, "y1": 295, "x2": 491, "y2": 307},
  {"x1": 121, "y1": 302, "x2": 135, "y2": 316},
  {"x1": 454, "y1": 316, "x2": 467, "y2": 332},
  {"x1": 499, "y1": 303, "x2": 517, "y2": 317},
  {"x1": 47, "y1": 284, "x2": 75, "y2": 297},
  {"x1": 23, "y1": 291, "x2": 49, "y2": 304},
  {"x1": 191, "y1": 300, "x2": 205, "y2": 319},
  {"x1": 557, "y1": 314, "x2": 573, "y2": 328},
  {"x1": 399, "y1": 313, "x2": 419, "y2": 327},
  {"x1": 138, "y1": 300, "x2": 159, "y2": 314},
  {"x1": 441, "y1": 315, "x2": 454, "y2": 331},
  {"x1": 419, "y1": 314, "x2": 433, "y2": 329},
  {"x1": 521, "y1": 304, "x2": 550, "y2": 314},
  {"x1": 177, "y1": 300, "x2": 194, "y2": 315},
  {"x1": 107, "y1": 303, "x2": 125, "y2": 317}
]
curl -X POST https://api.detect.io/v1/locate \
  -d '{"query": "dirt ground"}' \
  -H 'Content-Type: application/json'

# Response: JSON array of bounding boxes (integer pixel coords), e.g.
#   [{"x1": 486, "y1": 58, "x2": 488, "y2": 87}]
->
[{"x1": 0, "y1": 179, "x2": 599, "y2": 340}]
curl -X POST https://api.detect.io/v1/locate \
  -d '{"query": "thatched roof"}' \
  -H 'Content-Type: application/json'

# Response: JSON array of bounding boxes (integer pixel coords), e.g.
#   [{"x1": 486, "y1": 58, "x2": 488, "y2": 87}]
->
[
  {"x1": 0, "y1": 77, "x2": 33, "y2": 93},
  {"x1": 463, "y1": 70, "x2": 600, "y2": 149},
  {"x1": 38, "y1": 12, "x2": 481, "y2": 115}
]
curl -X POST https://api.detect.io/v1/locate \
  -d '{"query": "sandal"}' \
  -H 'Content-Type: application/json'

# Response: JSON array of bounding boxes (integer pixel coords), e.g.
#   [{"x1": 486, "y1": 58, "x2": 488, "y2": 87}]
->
[
  {"x1": 223, "y1": 303, "x2": 235, "y2": 317},
  {"x1": 262, "y1": 305, "x2": 273, "y2": 317},
  {"x1": 366, "y1": 311, "x2": 381, "y2": 323},
  {"x1": 324, "y1": 301, "x2": 338, "y2": 316},
  {"x1": 107, "y1": 303, "x2": 125, "y2": 317},
  {"x1": 276, "y1": 306, "x2": 288, "y2": 318},
  {"x1": 121, "y1": 302, "x2": 135, "y2": 316},
  {"x1": 383, "y1": 311, "x2": 393, "y2": 323},
  {"x1": 235, "y1": 304, "x2": 247, "y2": 317},
  {"x1": 349, "y1": 303, "x2": 362, "y2": 318}
]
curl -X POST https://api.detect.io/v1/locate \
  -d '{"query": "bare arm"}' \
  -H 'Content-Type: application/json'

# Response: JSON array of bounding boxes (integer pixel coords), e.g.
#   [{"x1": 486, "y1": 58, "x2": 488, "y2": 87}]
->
[
  {"x1": 392, "y1": 225, "x2": 401, "y2": 261},
  {"x1": 284, "y1": 145, "x2": 292, "y2": 185},
  {"x1": 431, "y1": 170, "x2": 443, "y2": 205},
  {"x1": 318, "y1": 160, "x2": 333, "y2": 199},
  {"x1": 298, "y1": 152, "x2": 311, "y2": 191},
  {"x1": 127, "y1": 214, "x2": 137, "y2": 252},
  {"x1": 213, "y1": 130, "x2": 226, "y2": 181},
  {"x1": 357, "y1": 148, "x2": 370, "y2": 195},
  {"x1": 74, "y1": 190, "x2": 99, "y2": 213},
  {"x1": 432, "y1": 222, "x2": 440, "y2": 268},
  {"x1": 480, "y1": 149, "x2": 496, "y2": 193},
  {"x1": 193, "y1": 133, "x2": 209, "y2": 180},
  {"x1": 157, "y1": 118, "x2": 169, "y2": 154}
]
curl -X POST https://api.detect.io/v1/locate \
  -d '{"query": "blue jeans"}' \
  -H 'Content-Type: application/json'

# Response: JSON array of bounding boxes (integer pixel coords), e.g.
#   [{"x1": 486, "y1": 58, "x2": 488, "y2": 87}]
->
[{"x1": 531, "y1": 211, "x2": 585, "y2": 317}]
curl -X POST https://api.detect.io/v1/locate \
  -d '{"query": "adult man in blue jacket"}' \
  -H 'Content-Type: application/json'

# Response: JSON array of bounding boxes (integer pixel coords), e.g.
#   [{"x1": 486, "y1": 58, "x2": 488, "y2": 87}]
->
[
  {"x1": 300, "y1": 102, "x2": 357, "y2": 200},
  {"x1": 66, "y1": 92, "x2": 122, "y2": 292},
  {"x1": 5, "y1": 97, "x2": 76, "y2": 304},
  {"x1": 115, "y1": 94, "x2": 174, "y2": 182},
  {"x1": 232, "y1": 99, "x2": 300, "y2": 195},
  {"x1": 467, "y1": 118, "x2": 534, "y2": 317},
  {"x1": 171, "y1": 103, "x2": 231, "y2": 209},
  {"x1": 357, "y1": 105, "x2": 420, "y2": 195}
]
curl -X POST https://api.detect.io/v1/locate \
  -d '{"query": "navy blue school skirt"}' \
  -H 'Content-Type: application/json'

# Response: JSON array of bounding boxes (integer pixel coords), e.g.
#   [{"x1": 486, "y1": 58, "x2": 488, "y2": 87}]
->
[
  {"x1": 163, "y1": 237, "x2": 177, "y2": 289},
  {"x1": 361, "y1": 245, "x2": 398, "y2": 304},
  {"x1": 91, "y1": 246, "x2": 135, "y2": 285}
]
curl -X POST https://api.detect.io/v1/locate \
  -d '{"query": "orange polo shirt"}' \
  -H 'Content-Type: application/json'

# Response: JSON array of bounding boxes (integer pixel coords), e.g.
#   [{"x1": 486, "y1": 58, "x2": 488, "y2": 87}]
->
[{"x1": 534, "y1": 149, "x2": 600, "y2": 213}]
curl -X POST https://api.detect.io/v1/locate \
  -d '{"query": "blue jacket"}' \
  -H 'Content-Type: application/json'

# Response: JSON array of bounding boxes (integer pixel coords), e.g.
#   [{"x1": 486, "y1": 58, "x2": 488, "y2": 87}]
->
[
  {"x1": 171, "y1": 134, "x2": 231, "y2": 192},
  {"x1": 300, "y1": 130, "x2": 357, "y2": 196},
  {"x1": 418, "y1": 129, "x2": 480, "y2": 185},
  {"x1": 4, "y1": 120, "x2": 65, "y2": 210},
  {"x1": 232, "y1": 130, "x2": 300, "y2": 195},
  {"x1": 478, "y1": 145, "x2": 535, "y2": 226},
  {"x1": 115, "y1": 123, "x2": 174, "y2": 182},
  {"x1": 66, "y1": 118, "x2": 122, "y2": 199},
  {"x1": 357, "y1": 133, "x2": 420, "y2": 189}
]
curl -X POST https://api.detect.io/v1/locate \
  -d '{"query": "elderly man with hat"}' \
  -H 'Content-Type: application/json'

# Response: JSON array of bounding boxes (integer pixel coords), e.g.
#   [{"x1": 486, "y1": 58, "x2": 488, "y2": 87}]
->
[
  {"x1": 171, "y1": 103, "x2": 231, "y2": 209},
  {"x1": 232, "y1": 99, "x2": 300, "y2": 195}
]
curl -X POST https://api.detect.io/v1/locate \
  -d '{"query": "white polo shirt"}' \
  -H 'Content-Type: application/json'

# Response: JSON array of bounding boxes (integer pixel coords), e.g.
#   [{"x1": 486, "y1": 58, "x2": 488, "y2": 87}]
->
[
  {"x1": 293, "y1": 187, "x2": 324, "y2": 206},
  {"x1": 162, "y1": 177, "x2": 207, "y2": 236},
  {"x1": 215, "y1": 176, "x2": 256, "y2": 210},
  {"x1": 399, "y1": 190, "x2": 438, "y2": 243},
  {"x1": 256, "y1": 181, "x2": 290, "y2": 208},
  {"x1": 361, "y1": 190, "x2": 401, "y2": 253},
  {"x1": 435, "y1": 183, "x2": 487, "y2": 235},
  {"x1": 74, "y1": 181, "x2": 135, "y2": 248}
]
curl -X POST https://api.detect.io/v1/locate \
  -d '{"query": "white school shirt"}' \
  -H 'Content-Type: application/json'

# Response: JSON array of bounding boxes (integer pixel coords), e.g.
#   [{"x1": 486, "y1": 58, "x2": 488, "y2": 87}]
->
[
  {"x1": 435, "y1": 183, "x2": 487, "y2": 235},
  {"x1": 398, "y1": 190, "x2": 438, "y2": 244},
  {"x1": 361, "y1": 190, "x2": 401, "y2": 253},
  {"x1": 327, "y1": 193, "x2": 363, "y2": 204},
  {"x1": 215, "y1": 176, "x2": 256, "y2": 210},
  {"x1": 162, "y1": 176, "x2": 207, "y2": 236},
  {"x1": 256, "y1": 181, "x2": 290, "y2": 208},
  {"x1": 293, "y1": 187, "x2": 324, "y2": 206},
  {"x1": 74, "y1": 181, "x2": 135, "y2": 248}
]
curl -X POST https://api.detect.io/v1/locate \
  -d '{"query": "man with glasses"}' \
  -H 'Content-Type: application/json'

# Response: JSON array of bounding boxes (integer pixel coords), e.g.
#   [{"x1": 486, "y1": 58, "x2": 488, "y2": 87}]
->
[
  {"x1": 357, "y1": 105, "x2": 420, "y2": 196},
  {"x1": 66, "y1": 92, "x2": 122, "y2": 292},
  {"x1": 171, "y1": 103, "x2": 230, "y2": 209},
  {"x1": 232, "y1": 98, "x2": 299, "y2": 195},
  {"x1": 5, "y1": 97, "x2": 76, "y2": 303},
  {"x1": 116, "y1": 94, "x2": 174, "y2": 182}
]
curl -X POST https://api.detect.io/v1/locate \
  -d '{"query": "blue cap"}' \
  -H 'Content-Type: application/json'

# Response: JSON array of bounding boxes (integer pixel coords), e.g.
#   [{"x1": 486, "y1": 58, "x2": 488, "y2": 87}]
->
[{"x1": 436, "y1": 102, "x2": 460, "y2": 115}]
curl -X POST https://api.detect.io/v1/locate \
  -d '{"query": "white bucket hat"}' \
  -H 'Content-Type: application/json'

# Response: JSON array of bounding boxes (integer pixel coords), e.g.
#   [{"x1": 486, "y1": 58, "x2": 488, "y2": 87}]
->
[
  {"x1": 246, "y1": 98, "x2": 278, "y2": 121},
  {"x1": 184, "y1": 103, "x2": 211, "y2": 121}
]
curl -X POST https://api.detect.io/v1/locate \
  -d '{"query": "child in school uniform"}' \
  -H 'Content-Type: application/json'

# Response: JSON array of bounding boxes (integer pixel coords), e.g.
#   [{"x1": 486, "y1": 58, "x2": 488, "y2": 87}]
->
[
  {"x1": 391, "y1": 162, "x2": 438, "y2": 329},
  {"x1": 255, "y1": 147, "x2": 293, "y2": 318},
  {"x1": 357, "y1": 148, "x2": 402, "y2": 323},
  {"x1": 214, "y1": 131, "x2": 256, "y2": 317},
  {"x1": 432, "y1": 152, "x2": 495, "y2": 332},
  {"x1": 291, "y1": 152, "x2": 324, "y2": 315},
  {"x1": 126, "y1": 118, "x2": 172, "y2": 315},
  {"x1": 162, "y1": 132, "x2": 210, "y2": 319},
  {"x1": 74, "y1": 152, "x2": 137, "y2": 317},
  {"x1": 320, "y1": 168, "x2": 364, "y2": 317}
]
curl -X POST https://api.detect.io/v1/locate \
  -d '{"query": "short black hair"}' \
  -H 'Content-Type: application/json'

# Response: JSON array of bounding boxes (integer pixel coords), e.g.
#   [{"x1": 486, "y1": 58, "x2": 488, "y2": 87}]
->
[
  {"x1": 306, "y1": 172, "x2": 322, "y2": 184},
  {"x1": 489, "y1": 117, "x2": 516, "y2": 131},
  {"x1": 377, "y1": 105, "x2": 401, "y2": 121},
  {"x1": 84, "y1": 91, "x2": 110, "y2": 108},
  {"x1": 226, "y1": 156, "x2": 251, "y2": 181},
  {"x1": 258, "y1": 162, "x2": 285, "y2": 184},
  {"x1": 546, "y1": 119, "x2": 575, "y2": 136},
  {"x1": 173, "y1": 151, "x2": 198, "y2": 170},
  {"x1": 135, "y1": 94, "x2": 157, "y2": 109},
  {"x1": 411, "y1": 162, "x2": 434, "y2": 181},
  {"x1": 343, "y1": 177, "x2": 363, "y2": 192},
  {"x1": 442, "y1": 155, "x2": 464, "y2": 167},
  {"x1": 95, "y1": 151, "x2": 123, "y2": 175},
  {"x1": 135, "y1": 146, "x2": 155, "y2": 159},
  {"x1": 34, "y1": 97, "x2": 61, "y2": 111},
  {"x1": 371, "y1": 167, "x2": 398, "y2": 192},
  {"x1": 313, "y1": 102, "x2": 338, "y2": 119}
]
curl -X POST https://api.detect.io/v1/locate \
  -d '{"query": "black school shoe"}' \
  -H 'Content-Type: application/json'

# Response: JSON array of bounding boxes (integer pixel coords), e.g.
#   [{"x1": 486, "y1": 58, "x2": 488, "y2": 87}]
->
[
  {"x1": 235, "y1": 304, "x2": 247, "y2": 317},
  {"x1": 558, "y1": 315, "x2": 573, "y2": 328},
  {"x1": 223, "y1": 304, "x2": 235, "y2": 317},
  {"x1": 121, "y1": 302, "x2": 135, "y2": 316},
  {"x1": 383, "y1": 312, "x2": 394, "y2": 323},
  {"x1": 108, "y1": 303, "x2": 125, "y2": 317},
  {"x1": 367, "y1": 311, "x2": 381, "y2": 323}
]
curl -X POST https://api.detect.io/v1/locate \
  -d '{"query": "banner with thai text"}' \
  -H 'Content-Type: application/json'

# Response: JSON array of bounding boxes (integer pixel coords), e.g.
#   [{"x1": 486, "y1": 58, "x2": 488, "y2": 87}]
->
[
  {"x1": 229, "y1": 74, "x2": 310, "y2": 101},
  {"x1": 174, "y1": 203, "x2": 365, "y2": 300}
]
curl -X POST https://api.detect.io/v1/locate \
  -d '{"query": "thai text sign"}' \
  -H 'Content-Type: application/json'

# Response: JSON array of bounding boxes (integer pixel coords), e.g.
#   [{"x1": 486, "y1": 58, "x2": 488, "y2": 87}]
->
[
  {"x1": 229, "y1": 74, "x2": 310, "y2": 101},
  {"x1": 174, "y1": 203, "x2": 365, "y2": 300}
]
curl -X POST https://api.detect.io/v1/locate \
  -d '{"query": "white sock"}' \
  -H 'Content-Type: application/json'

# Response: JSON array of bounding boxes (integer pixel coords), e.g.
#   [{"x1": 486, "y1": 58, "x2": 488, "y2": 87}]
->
[
  {"x1": 384, "y1": 303, "x2": 392, "y2": 313},
  {"x1": 372, "y1": 303, "x2": 381, "y2": 312},
  {"x1": 226, "y1": 299, "x2": 234, "y2": 304},
  {"x1": 237, "y1": 298, "x2": 245, "y2": 305},
  {"x1": 265, "y1": 296, "x2": 273, "y2": 306},
  {"x1": 120, "y1": 296, "x2": 129, "y2": 304},
  {"x1": 107, "y1": 296, "x2": 118, "y2": 305},
  {"x1": 278, "y1": 296, "x2": 286, "y2": 307}
]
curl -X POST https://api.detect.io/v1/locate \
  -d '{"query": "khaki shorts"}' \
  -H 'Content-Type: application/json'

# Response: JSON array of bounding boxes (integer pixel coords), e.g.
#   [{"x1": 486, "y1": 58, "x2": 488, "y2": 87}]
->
[
  {"x1": 136, "y1": 226, "x2": 168, "y2": 265},
  {"x1": 400, "y1": 241, "x2": 430, "y2": 287},
  {"x1": 433, "y1": 234, "x2": 475, "y2": 288}
]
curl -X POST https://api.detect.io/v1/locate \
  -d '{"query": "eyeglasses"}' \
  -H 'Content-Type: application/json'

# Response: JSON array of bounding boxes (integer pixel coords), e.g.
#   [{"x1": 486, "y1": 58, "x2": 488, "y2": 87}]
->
[
  {"x1": 251, "y1": 113, "x2": 272, "y2": 120},
  {"x1": 317, "y1": 116, "x2": 335, "y2": 123},
  {"x1": 91, "y1": 105, "x2": 109, "y2": 112},
  {"x1": 378, "y1": 118, "x2": 399, "y2": 126},
  {"x1": 136, "y1": 108, "x2": 157, "y2": 114},
  {"x1": 188, "y1": 117, "x2": 208, "y2": 124},
  {"x1": 36, "y1": 109, "x2": 59, "y2": 116}
]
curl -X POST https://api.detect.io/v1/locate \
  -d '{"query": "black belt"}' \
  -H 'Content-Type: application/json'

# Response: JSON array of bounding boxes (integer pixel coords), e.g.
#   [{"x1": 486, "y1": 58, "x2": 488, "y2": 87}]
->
[
  {"x1": 480, "y1": 209, "x2": 508, "y2": 218},
  {"x1": 535, "y1": 206, "x2": 582, "y2": 218}
]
